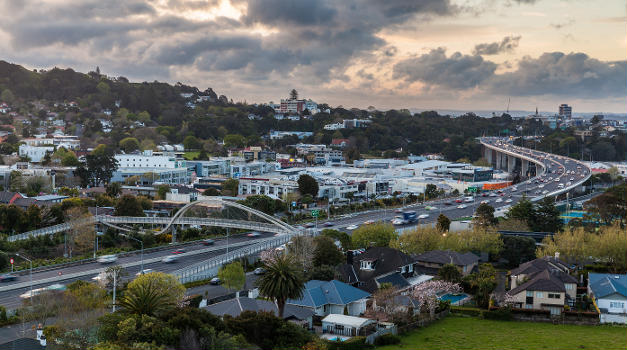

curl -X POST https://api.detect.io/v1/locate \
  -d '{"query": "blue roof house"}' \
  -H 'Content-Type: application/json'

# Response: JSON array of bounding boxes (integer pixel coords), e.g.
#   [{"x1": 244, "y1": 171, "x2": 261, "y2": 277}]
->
[
  {"x1": 588, "y1": 273, "x2": 627, "y2": 324},
  {"x1": 287, "y1": 280, "x2": 371, "y2": 317}
]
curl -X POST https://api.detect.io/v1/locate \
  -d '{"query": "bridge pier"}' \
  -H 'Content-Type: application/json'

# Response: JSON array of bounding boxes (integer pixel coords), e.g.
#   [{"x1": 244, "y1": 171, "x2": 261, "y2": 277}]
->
[
  {"x1": 484, "y1": 147, "x2": 493, "y2": 165},
  {"x1": 495, "y1": 152, "x2": 502, "y2": 170},
  {"x1": 522, "y1": 159, "x2": 529, "y2": 177},
  {"x1": 172, "y1": 226, "x2": 177, "y2": 244},
  {"x1": 507, "y1": 155, "x2": 515, "y2": 174}
]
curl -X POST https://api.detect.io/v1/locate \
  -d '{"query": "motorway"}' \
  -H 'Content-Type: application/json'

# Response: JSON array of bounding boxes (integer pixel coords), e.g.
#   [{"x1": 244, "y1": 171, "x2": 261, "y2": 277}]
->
[
  {"x1": 314, "y1": 137, "x2": 591, "y2": 233},
  {"x1": 0, "y1": 232, "x2": 275, "y2": 310},
  {"x1": 0, "y1": 138, "x2": 592, "y2": 309}
]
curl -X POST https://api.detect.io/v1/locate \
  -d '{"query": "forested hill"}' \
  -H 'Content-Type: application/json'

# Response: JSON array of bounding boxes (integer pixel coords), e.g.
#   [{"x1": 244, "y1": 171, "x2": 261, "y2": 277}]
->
[{"x1": 0, "y1": 60, "x2": 220, "y2": 118}]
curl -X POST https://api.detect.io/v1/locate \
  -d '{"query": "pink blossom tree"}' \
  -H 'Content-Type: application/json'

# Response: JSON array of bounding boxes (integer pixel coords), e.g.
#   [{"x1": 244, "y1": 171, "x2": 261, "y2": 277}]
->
[{"x1": 410, "y1": 280, "x2": 462, "y2": 318}]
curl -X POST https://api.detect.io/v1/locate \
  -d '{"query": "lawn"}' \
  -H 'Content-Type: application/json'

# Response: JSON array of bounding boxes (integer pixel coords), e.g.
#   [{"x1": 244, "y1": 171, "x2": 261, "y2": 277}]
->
[
  {"x1": 183, "y1": 151, "x2": 199, "y2": 160},
  {"x1": 379, "y1": 316, "x2": 627, "y2": 350}
]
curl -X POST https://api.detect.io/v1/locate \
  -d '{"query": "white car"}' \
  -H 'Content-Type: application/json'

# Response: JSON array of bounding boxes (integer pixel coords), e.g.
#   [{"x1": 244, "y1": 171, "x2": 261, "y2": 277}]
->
[
  {"x1": 542, "y1": 190, "x2": 548, "y2": 194},
  {"x1": 505, "y1": 199, "x2": 512, "y2": 203},
  {"x1": 346, "y1": 224, "x2": 359, "y2": 230},
  {"x1": 480, "y1": 200, "x2": 489, "y2": 204},
  {"x1": 457, "y1": 204, "x2": 467, "y2": 209},
  {"x1": 392, "y1": 218, "x2": 405, "y2": 226},
  {"x1": 538, "y1": 184, "x2": 544, "y2": 188},
  {"x1": 136, "y1": 269, "x2": 154, "y2": 276},
  {"x1": 97, "y1": 255, "x2": 118, "y2": 264},
  {"x1": 418, "y1": 214, "x2": 429, "y2": 219},
  {"x1": 495, "y1": 198, "x2": 503, "y2": 203},
  {"x1": 161, "y1": 255, "x2": 179, "y2": 263}
]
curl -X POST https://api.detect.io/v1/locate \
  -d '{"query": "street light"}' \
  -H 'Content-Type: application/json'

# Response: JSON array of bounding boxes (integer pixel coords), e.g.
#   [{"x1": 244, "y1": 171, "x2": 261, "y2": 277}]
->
[
  {"x1": 15, "y1": 253, "x2": 33, "y2": 304},
  {"x1": 120, "y1": 234, "x2": 144, "y2": 273}
]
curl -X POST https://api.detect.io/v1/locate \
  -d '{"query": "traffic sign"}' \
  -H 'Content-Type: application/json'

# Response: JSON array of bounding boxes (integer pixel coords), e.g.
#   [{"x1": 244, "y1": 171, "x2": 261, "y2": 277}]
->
[
  {"x1": 311, "y1": 210, "x2": 319, "y2": 217},
  {"x1": 9, "y1": 258, "x2": 13, "y2": 265}
]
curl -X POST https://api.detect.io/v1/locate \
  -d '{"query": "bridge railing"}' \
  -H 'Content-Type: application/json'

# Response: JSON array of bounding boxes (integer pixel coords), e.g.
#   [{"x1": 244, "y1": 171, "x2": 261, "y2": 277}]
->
[{"x1": 173, "y1": 233, "x2": 296, "y2": 284}]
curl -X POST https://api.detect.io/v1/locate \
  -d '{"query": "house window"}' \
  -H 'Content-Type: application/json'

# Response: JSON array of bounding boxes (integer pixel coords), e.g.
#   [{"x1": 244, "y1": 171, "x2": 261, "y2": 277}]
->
[
  {"x1": 323, "y1": 305, "x2": 329, "y2": 313},
  {"x1": 525, "y1": 304, "x2": 533, "y2": 309},
  {"x1": 526, "y1": 291, "x2": 533, "y2": 297},
  {"x1": 536, "y1": 292, "x2": 543, "y2": 298},
  {"x1": 548, "y1": 293, "x2": 560, "y2": 299},
  {"x1": 565, "y1": 284, "x2": 574, "y2": 290},
  {"x1": 610, "y1": 302, "x2": 625, "y2": 309}
]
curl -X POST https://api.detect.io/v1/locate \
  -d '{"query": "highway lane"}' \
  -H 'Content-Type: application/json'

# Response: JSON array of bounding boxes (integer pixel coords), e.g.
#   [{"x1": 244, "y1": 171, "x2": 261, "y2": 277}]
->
[
  {"x1": 0, "y1": 232, "x2": 275, "y2": 309},
  {"x1": 315, "y1": 137, "x2": 591, "y2": 233}
]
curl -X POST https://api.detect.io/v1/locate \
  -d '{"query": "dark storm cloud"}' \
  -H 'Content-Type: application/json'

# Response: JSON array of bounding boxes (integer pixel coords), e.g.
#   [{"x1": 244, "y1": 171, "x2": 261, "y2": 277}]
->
[
  {"x1": 394, "y1": 48, "x2": 627, "y2": 99},
  {"x1": 241, "y1": 0, "x2": 337, "y2": 25},
  {"x1": 489, "y1": 52, "x2": 627, "y2": 98},
  {"x1": 473, "y1": 35, "x2": 521, "y2": 55},
  {"x1": 393, "y1": 48, "x2": 497, "y2": 89}
]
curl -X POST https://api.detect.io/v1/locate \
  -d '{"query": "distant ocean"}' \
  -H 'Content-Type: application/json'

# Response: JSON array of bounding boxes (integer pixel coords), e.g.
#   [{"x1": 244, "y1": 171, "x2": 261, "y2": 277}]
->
[{"x1": 409, "y1": 109, "x2": 627, "y2": 120}]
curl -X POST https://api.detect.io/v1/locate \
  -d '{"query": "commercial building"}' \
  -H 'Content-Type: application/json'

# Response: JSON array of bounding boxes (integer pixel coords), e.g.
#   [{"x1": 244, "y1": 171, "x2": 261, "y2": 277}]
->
[
  {"x1": 111, "y1": 151, "x2": 188, "y2": 185},
  {"x1": 559, "y1": 104, "x2": 572, "y2": 118},
  {"x1": 238, "y1": 176, "x2": 298, "y2": 198},
  {"x1": 18, "y1": 145, "x2": 54, "y2": 162}
]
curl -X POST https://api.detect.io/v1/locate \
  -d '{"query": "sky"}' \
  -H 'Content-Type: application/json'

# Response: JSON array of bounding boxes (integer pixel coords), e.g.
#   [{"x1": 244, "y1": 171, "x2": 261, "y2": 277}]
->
[{"x1": 0, "y1": 0, "x2": 625, "y2": 113}]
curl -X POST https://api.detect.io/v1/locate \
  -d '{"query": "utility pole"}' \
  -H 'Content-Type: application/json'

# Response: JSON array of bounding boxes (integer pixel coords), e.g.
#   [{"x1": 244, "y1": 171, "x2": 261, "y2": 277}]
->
[{"x1": 112, "y1": 272, "x2": 117, "y2": 313}]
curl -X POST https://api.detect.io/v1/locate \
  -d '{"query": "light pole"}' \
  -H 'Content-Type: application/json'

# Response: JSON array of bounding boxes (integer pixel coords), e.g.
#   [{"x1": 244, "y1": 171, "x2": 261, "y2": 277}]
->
[
  {"x1": 120, "y1": 234, "x2": 144, "y2": 273},
  {"x1": 15, "y1": 253, "x2": 33, "y2": 304}
]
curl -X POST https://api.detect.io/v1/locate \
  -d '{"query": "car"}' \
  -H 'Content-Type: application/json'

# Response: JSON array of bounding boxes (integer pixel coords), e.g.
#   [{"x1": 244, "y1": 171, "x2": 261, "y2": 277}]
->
[
  {"x1": 323, "y1": 222, "x2": 334, "y2": 227},
  {"x1": 480, "y1": 200, "x2": 489, "y2": 204},
  {"x1": 495, "y1": 198, "x2": 503, "y2": 203},
  {"x1": 394, "y1": 209, "x2": 403, "y2": 213},
  {"x1": 247, "y1": 232, "x2": 261, "y2": 238},
  {"x1": 210, "y1": 277, "x2": 222, "y2": 285},
  {"x1": 253, "y1": 267, "x2": 266, "y2": 275},
  {"x1": 201, "y1": 239, "x2": 215, "y2": 246},
  {"x1": 392, "y1": 218, "x2": 405, "y2": 225},
  {"x1": 569, "y1": 177, "x2": 574, "y2": 181},
  {"x1": 542, "y1": 190, "x2": 548, "y2": 194},
  {"x1": 457, "y1": 204, "x2": 467, "y2": 209},
  {"x1": 364, "y1": 220, "x2": 375, "y2": 225},
  {"x1": 0, "y1": 274, "x2": 17, "y2": 282},
  {"x1": 444, "y1": 201, "x2": 452, "y2": 206},
  {"x1": 97, "y1": 254, "x2": 118, "y2": 264},
  {"x1": 304, "y1": 222, "x2": 316, "y2": 228},
  {"x1": 455, "y1": 199, "x2": 463, "y2": 203},
  {"x1": 418, "y1": 214, "x2": 429, "y2": 219},
  {"x1": 136, "y1": 269, "x2": 154, "y2": 276},
  {"x1": 162, "y1": 255, "x2": 179, "y2": 263},
  {"x1": 346, "y1": 224, "x2": 359, "y2": 230},
  {"x1": 505, "y1": 199, "x2": 512, "y2": 203},
  {"x1": 489, "y1": 193, "x2": 498, "y2": 197},
  {"x1": 538, "y1": 184, "x2": 544, "y2": 188},
  {"x1": 171, "y1": 248, "x2": 186, "y2": 254}
]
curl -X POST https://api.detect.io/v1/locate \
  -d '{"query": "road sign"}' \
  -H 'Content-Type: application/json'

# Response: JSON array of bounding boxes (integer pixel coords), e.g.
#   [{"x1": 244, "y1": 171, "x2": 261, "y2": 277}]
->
[
  {"x1": 9, "y1": 258, "x2": 13, "y2": 265},
  {"x1": 311, "y1": 210, "x2": 319, "y2": 217}
]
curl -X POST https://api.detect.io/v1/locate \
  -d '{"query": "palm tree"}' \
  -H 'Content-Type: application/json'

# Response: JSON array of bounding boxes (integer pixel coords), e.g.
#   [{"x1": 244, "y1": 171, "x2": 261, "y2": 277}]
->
[
  {"x1": 257, "y1": 253, "x2": 305, "y2": 318},
  {"x1": 118, "y1": 280, "x2": 175, "y2": 316}
]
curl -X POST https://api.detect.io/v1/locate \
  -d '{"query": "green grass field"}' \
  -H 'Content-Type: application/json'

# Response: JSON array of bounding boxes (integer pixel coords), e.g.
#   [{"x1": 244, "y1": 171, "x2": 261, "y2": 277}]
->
[{"x1": 379, "y1": 316, "x2": 627, "y2": 350}]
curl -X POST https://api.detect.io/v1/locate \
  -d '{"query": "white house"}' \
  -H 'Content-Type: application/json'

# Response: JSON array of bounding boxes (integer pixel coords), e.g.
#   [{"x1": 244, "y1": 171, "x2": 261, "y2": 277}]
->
[
  {"x1": 588, "y1": 273, "x2": 627, "y2": 324},
  {"x1": 18, "y1": 145, "x2": 54, "y2": 163},
  {"x1": 321, "y1": 314, "x2": 376, "y2": 338}
]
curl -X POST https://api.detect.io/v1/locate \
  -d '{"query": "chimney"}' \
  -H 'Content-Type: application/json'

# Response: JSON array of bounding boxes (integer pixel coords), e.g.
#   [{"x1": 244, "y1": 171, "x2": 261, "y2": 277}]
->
[
  {"x1": 555, "y1": 252, "x2": 560, "y2": 260},
  {"x1": 346, "y1": 250, "x2": 353, "y2": 265}
]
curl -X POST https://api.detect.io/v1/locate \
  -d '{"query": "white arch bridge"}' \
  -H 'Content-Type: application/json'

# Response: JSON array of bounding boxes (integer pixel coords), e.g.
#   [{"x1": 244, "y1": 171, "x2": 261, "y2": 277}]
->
[{"x1": 8, "y1": 197, "x2": 296, "y2": 242}]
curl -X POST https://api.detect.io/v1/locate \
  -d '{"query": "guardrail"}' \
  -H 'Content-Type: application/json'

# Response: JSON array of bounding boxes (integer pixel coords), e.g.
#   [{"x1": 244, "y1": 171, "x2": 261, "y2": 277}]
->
[{"x1": 173, "y1": 234, "x2": 296, "y2": 284}]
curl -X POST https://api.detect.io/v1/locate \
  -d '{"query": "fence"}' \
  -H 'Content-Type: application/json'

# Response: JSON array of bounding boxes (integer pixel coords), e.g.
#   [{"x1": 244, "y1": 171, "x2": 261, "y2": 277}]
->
[{"x1": 174, "y1": 234, "x2": 294, "y2": 283}]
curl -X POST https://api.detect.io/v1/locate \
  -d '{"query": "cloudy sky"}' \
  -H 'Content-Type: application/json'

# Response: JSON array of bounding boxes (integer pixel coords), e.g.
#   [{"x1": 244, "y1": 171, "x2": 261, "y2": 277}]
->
[{"x1": 0, "y1": 0, "x2": 625, "y2": 113}]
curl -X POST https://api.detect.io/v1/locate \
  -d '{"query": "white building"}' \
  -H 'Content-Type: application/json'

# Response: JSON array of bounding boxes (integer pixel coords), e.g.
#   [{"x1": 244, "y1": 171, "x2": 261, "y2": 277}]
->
[
  {"x1": 588, "y1": 273, "x2": 627, "y2": 324},
  {"x1": 269, "y1": 131, "x2": 313, "y2": 140},
  {"x1": 111, "y1": 151, "x2": 188, "y2": 185},
  {"x1": 18, "y1": 145, "x2": 54, "y2": 162},
  {"x1": 324, "y1": 123, "x2": 344, "y2": 130},
  {"x1": 115, "y1": 151, "x2": 186, "y2": 169},
  {"x1": 238, "y1": 176, "x2": 298, "y2": 199}
]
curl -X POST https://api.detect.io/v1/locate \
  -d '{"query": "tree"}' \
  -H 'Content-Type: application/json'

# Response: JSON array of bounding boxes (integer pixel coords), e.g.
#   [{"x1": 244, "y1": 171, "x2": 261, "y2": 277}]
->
[
  {"x1": 297, "y1": 174, "x2": 319, "y2": 197},
  {"x1": 238, "y1": 195, "x2": 277, "y2": 215},
  {"x1": 351, "y1": 222, "x2": 395, "y2": 248},
  {"x1": 530, "y1": 197, "x2": 562, "y2": 232},
  {"x1": 183, "y1": 135, "x2": 201, "y2": 150},
  {"x1": 305, "y1": 265, "x2": 336, "y2": 281},
  {"x1": 123, "y1": 272, "x2": 186, "y2": 315},
  {"x1": 411, "y1": 281, "x2": 462, "y2": 317},
  {"x1": 218, "y1": 261, "x2": 246, "y2": 294},
  {"x1": 473, "y1": 203, "x2": 497, "y2": 227},
  {"x1": 257, "y1": 254, "x2": 305, "y2": 318},
  {"x1": 584, "y1": 183, "x2": 626, "y2": 225},
  {"x1": 390, "y1": 226, "x2": 502, "y2": 256},
  {"x1": 203, "y1": 188, "x2": 220, "y2": 196},
  {"x1": 464, "y1": 263, "x2": 496, "y2": 308},
  {"x1": 438, "y1": 263, "x2": 462, "y2": 283},
  {"x1": 1, "y1": 89, "x2": 15, "y2": 104},
  {"x1": 501, "y1": 236, "x2": 536, "y2": 267},
  {"x1": 321, "y1": 229, "x2": 351, "y2": 251},
  {"x1": 287, "y1": 235, "x2": 315, "y2": 271},
  {"x1": 119, "y1": 137, "x2": 141, "y2": 153},
  {"x1": 115, "y1": 195, "x2": 145, "y2": 217},
  {"x1": 106, "y1": 182, "x2": 122, "y2": 197},
  {"x1": 289, "y1": 89, "x2": 298, "y2": 100},
  {"x1": 313, "y1": 236, "x2": 344, "y2": 268},
  {"x1": 221, "y1": 179, "x2": 239, "y2": 196},
  {"x1": 76, "y1": 152, "x2": 118, "y2": 187},
  {"x1": 223, "y1": 134, "x2": 246, "y2": 149},
  {"x1": 65, "y1": 207, "x2": 95, "y2": 257},
  {"x1": 156, "y1": 185, "x2": 170, "y2": 200},
  {"x1": 425, "y1": 184, "x2": 439, "y2": 199},
  {"x1": 436, "y1": 214, "x2": 451, "y2": 232},
  {"x1": 224, "y1": 311, "x2": 312, "y2": 350},
  {"x1": 118, "y1": 280, "x2": 176, "y2": 316}
]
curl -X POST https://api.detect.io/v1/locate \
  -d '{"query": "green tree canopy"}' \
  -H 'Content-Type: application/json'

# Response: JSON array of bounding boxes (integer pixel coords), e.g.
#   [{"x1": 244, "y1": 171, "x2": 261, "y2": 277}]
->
[
  {"x1": 351, "y1": 222, "x2": 396, "y2": 248},
  {"x1": 119, "y1": 137, "x2": 141, "y2": 153},
  {"x1": 218, "y1": 261, "x2": 246, "y2": 293},
  {"x1": 313, "y1": 236, "x2": 344, "y2": 268}
]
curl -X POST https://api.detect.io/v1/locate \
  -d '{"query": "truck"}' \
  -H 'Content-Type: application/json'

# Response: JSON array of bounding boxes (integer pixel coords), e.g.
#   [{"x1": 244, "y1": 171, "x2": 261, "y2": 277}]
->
[{"x1": 402, "y1": 211, "x2": 417, "y2": 224}]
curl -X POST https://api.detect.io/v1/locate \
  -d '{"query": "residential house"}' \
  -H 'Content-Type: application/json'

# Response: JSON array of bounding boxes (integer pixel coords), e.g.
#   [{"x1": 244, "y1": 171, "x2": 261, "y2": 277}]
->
[
  {"x1": 0, "y1": 191, "x2": 23, "y2": 205},
  {"x1": 204, "y1": 297, "x2": 314, "y2": 329},
  {"x1": 321, "y1": 314, "x2": 376, "y2": 338},
  {"x1": 286, "y1": 280, "x2": 370, "y2": 317},
  {"x1": 507, "y1": 269, "x2": 578, "y2": 315},
  {"x1": 415, "y1": 250, "x2": 479, "y2": 276},
  {"x1": 510, "y1": 256, "x2": 571, "y2": 289},
  {"x1": 588, "y1": 273, "x2": 627, "y2": 324},
  {"x1": 337, "y1": 247, "x2": 419, "y2": 293},
  {"x1": 331, "y1": 138, "x2": 349, "y2": 148}
]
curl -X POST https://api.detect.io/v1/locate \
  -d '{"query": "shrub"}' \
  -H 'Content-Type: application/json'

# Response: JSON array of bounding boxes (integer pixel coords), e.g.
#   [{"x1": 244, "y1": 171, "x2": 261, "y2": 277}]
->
[
  {"x1": 374, "y1": 334, "x2": 401, "y2": 346},
  {"x1": 450, "y1": 306, "x2": 482, "y2": 317},
  {"x1": 482, "y1": 308, "x2": 512, "y2": 321},
  {"x1": 326, "y1": 336, "x2": 373, "y2": 350}
]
